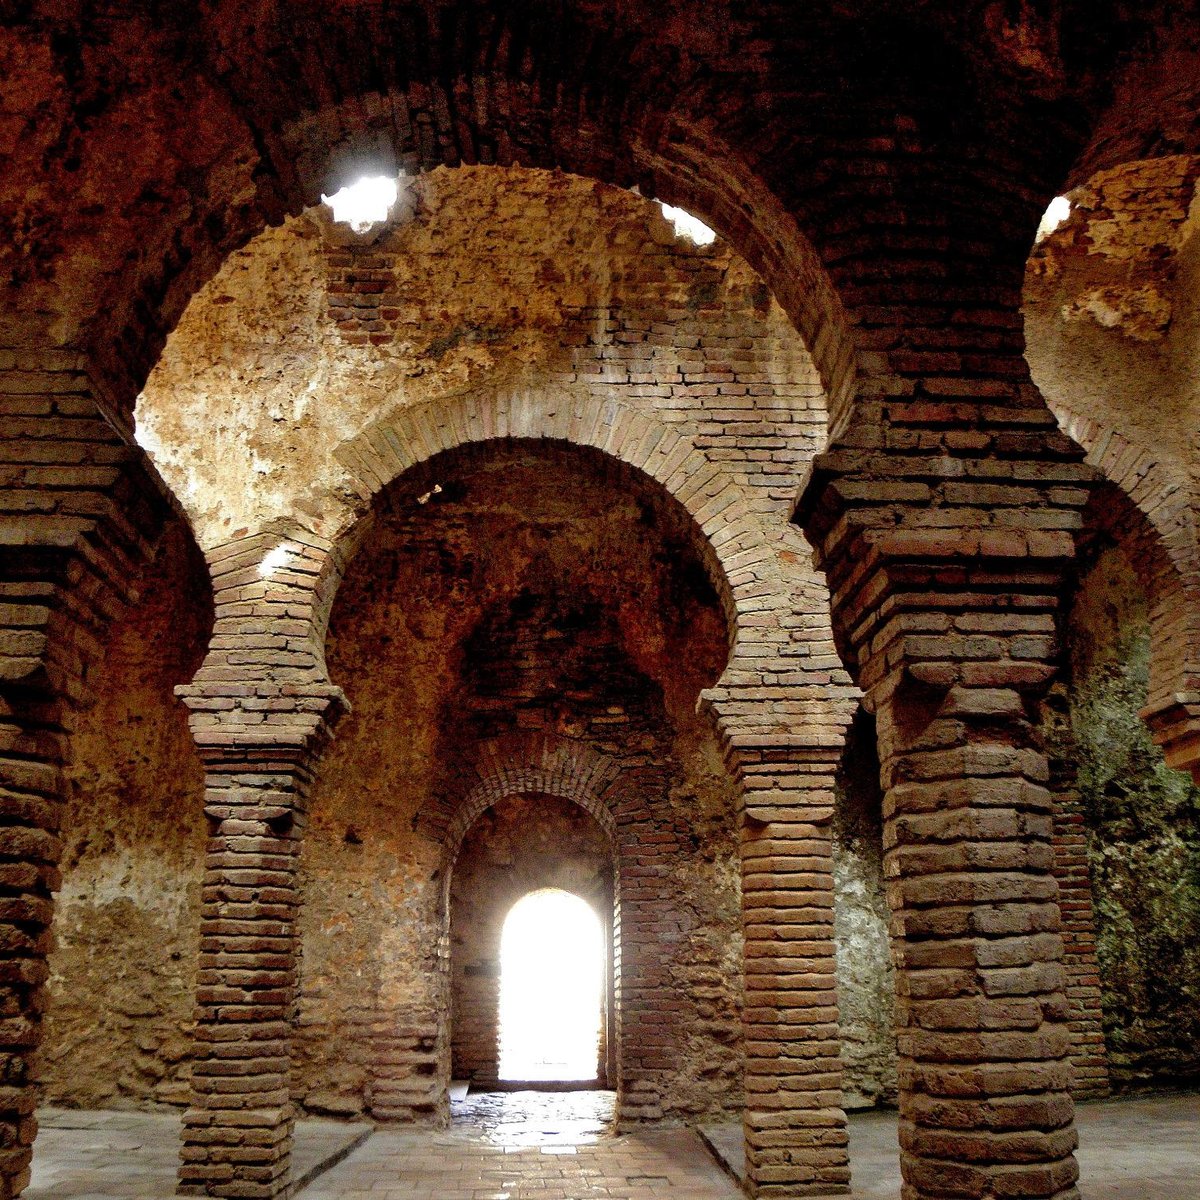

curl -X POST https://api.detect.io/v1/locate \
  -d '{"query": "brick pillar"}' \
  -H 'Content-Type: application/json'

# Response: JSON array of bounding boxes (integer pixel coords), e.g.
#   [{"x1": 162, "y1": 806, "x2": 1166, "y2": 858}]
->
[
  {"x1": 1041, "y1": 693, "x2": 1110, "y2": 1100},
  {"x1": 0, "y1": 667, "x2": 67, "y2": 1200},
  {"x1": 0, "y1": 357, "x2": 164, "y2": 1198},
  {"x1": 612, "y1": 819, "x2": 692, "y2": 1125},
  {"x1": 176, "y1": 738, "x2": 324, "y2": 1198},
  {"x1": 1049, "y1": 786, "x2": 1109, "y2": 1100},
  {"x1": 798, "y1": 397, "x2": 1093, "y2": 1200},
  {"x1": 177, "y1": 531, "x2": 345, "y2": 1198},
  {"x1": 736, "y1": 742, "x2": 850, "y2": 1198}
]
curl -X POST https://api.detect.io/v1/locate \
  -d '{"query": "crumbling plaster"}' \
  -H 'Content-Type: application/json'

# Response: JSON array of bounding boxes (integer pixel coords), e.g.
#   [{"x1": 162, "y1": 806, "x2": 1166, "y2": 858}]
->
[
  {"x1": 1025, "y1": 154, "x2": 1200, "y2": 480},
  {"x1": 135, "y1": 167, "x2": 819, "y2": 551}
]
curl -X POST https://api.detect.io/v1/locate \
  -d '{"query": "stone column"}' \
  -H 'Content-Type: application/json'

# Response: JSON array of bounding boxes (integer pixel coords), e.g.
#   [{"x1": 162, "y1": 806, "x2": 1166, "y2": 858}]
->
[
  {"x1": 0, "y1": 357, "x2": 164, "y2": 1199},
  {"x1": 176, "y1": 531, "x2": 345, "y2": 1198},
  {"x1": 798, "y1": 397, "x2": 1093, "y2": 1200},
  {"x1": 735, "y1": 740, "x2": 851, "y2": 1198}
]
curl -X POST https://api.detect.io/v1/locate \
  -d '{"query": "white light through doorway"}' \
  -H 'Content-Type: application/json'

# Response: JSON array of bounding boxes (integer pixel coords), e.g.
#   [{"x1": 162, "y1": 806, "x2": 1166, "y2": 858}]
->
[{"x1": 498, "y1": 888, "x2": 604, "y2": 1082}]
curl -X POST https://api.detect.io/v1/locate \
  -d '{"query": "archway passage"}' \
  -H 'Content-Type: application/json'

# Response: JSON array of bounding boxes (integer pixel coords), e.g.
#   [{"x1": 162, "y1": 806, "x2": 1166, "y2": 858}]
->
[
  {"x1": 498, "y1": 889, "x2": 605, "y2": 1084},
  {"x1": 314, "y1": 439, "x2": 739, "y2": 1125},
  {"x1": 448, "y1": 789, "x2": 617, "y2": 1096}
]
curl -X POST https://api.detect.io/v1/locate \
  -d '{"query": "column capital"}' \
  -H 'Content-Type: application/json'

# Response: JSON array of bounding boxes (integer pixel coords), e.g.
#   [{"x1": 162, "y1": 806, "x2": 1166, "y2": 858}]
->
[
  {"x1": 177, "y1": 679, "x2": 347, "y2": 765},
  {"x1": 702, "y1": 689, "x2": 858, "y2": 784},
  {"x1": 795, "y1": 425, "x2": 1097, "y2": 705}
]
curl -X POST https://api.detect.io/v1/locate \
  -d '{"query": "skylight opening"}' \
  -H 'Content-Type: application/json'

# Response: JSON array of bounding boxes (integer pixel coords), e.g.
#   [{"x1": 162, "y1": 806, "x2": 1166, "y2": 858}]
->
[
  {"x1": 498, "y1": 888, "x2": 604, "y2": 1083},
  {"x1": 321, "y1": 175, "x2": 400, "y2": 233},
  {"x1": 1035, "y1": 195, "x2": 1072, "y2": 244},
  {"x1": 658, "y1": 201, "x2": 717, "y2": 247}
]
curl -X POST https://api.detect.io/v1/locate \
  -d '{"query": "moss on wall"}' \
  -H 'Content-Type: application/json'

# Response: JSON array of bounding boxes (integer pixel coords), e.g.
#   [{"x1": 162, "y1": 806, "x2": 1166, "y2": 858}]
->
[{"x1": 1068, "y1": 543, "x2": 1200, "y2": 1087}]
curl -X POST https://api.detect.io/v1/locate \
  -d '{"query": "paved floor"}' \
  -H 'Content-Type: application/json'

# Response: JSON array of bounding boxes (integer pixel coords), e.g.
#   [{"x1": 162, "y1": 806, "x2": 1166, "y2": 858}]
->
[
  {"x1": 449, "y1": 1088, "x2": 617, "y2": 1146},
  {"x1": 302, "y1": 1089, "x2": 735, "y2": 1199},
  {"x1": 27, "y1": 1108, "x2": 369, "y2": 1199},
  {"x1": 23, "y1": 1090, "x2": 1200, "y2": 1199},
  {"x1": 704, "y1": 1092, "x2": 1200, "y2": 1199}
]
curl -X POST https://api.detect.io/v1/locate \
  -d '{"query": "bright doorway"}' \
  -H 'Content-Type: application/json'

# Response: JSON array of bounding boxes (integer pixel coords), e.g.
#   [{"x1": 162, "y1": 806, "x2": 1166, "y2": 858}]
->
[{"x1": 498, "y1": 888, "x2": 605, "y2": 1082}]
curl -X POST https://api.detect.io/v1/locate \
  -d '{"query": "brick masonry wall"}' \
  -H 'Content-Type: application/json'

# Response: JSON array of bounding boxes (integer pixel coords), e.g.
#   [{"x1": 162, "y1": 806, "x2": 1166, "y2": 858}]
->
[
  {"x1": 112, "y1": 170, "x2": 861, "y2": 1184},
  {"x1": 4, "y1": 10, "x2": 1196, "y2": 1200},
  {"x1": 1038, "y1": 686, "x2": 1112, "y2": 1102},
  {"x1": 1048, "y1": 783, "x2": 1111, "y2": 1099},
  {"x1": 21, "y1": 163, "x2": 1130, "y2": 1196},
  {"x1": 0, "y1": 357, "x2": 169, "y2": 1198},
  {"x1": 28, "y1": 173, "x2": 893, "y2": 1176}
]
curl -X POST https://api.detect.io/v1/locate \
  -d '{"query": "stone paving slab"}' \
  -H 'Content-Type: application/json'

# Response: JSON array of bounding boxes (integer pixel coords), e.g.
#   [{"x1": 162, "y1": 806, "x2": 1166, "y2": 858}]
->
[
  {"x1": 27, "y1": 1108, "x2": 370, "y2": 1200},
  {"x1": 704, "y1": 1092, "x2": 1200, "y2": 1199}
]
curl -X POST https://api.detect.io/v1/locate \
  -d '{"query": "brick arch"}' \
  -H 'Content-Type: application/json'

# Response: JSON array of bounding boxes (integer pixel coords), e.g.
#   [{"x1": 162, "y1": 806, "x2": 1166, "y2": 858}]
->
[
  {"x1": 1066, "y1": 41, "x2": 1200, "y2": 191},
  {"x1": 2, "y1": 6, "x2": 861, "y2": 439},
  {"x1": 439, "y1": 734, "x2": 623, "y2": 873},
  {"x1": 1051, "y1": 403, "x2": 1200, "y2": 773},
  {"x1": 14, "y1": 5, "x2": 1200, "y2": 459},
  {"x1": 31, "y1": 3, "x2": 1200, "y2": 452},
  {"x1": 327, "y1": 386, "x2": 806, "y2": 694},
  {"x1": 441, "y1": 734, "x2": 627, "y2": 1099}
]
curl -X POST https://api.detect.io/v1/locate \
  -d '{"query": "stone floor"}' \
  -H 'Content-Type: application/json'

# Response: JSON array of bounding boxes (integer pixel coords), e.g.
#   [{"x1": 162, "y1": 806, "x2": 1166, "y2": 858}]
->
[
  {"x1": 702, "y1": 1092, "x2": 1200, "y2": 1200},
  {"x1": 304, "y1": 1089, "x2": 735, "y2": 1198},
  {"x1": 27, "y1": 1108, "x2": 370, "y2": 1199},
  {"x1": 24, "y1": 1090, "x2": 1200, "y2": 1199},
  {"x1": 449, "y1": 1088, "x2": 617, "y2": 1145}
]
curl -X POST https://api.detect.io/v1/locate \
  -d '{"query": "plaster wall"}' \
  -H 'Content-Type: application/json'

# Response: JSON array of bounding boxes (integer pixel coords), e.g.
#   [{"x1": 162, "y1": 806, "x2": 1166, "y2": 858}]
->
[
  {"x1": 34, "y1": 521, "x2": 211, "y2": 1109},
  {"x1": 1025, "y1": 154, "x2": 1200, "y2": 487}
]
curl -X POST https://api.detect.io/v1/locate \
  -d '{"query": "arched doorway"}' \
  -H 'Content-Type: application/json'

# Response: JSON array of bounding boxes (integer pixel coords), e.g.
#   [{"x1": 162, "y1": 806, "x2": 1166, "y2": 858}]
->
[
  {"x1": 498, "y1": 888, "x2": 605, "y2": 1084},
  {"x1": 448, "y1": 791, "x2": 617, "y2": 1094}
]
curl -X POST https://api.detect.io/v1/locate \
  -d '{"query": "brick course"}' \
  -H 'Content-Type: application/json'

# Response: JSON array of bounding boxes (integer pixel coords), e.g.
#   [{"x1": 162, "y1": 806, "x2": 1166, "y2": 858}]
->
[
  {"x1": 6, "y1": 11, "x2": 1193, "y2": 1196},
  {"x1": 0, "y1": 362, "x2": 168, "y2": 1199}
]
